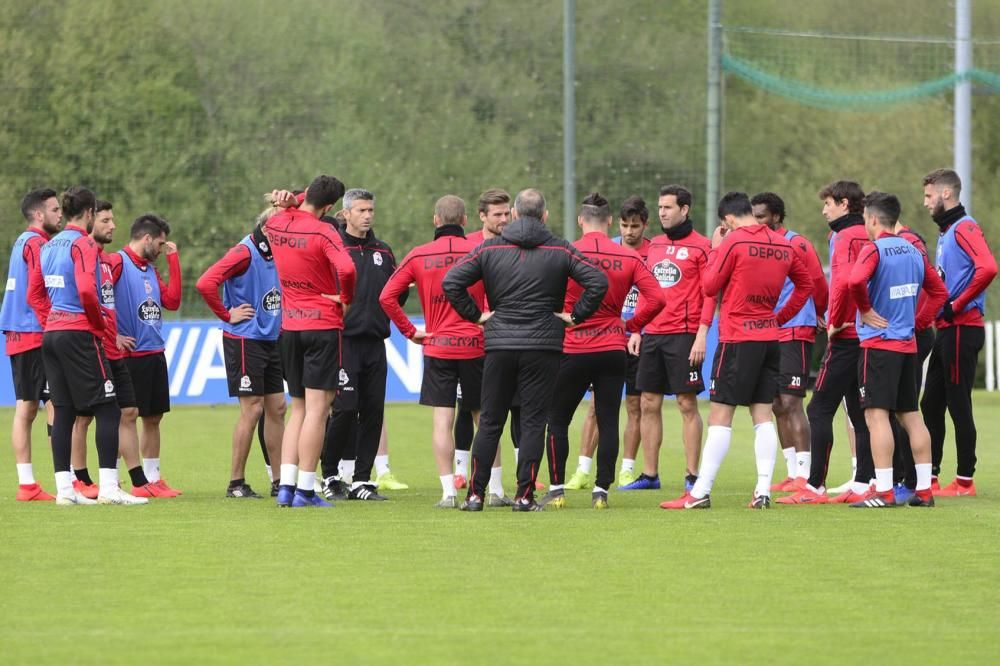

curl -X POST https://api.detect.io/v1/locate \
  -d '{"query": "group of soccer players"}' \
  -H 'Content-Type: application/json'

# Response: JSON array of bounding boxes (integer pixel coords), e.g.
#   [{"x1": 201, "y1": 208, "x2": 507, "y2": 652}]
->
[{"x1": 3, "y1": 168, "x2": 995, "y2": 510}]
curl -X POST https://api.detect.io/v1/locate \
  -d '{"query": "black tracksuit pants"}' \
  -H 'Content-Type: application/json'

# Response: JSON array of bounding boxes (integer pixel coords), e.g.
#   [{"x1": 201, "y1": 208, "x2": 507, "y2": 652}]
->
[
  {"x1": 806, "y1": 338, "x2": 873, "y2": 489},
  {"x1": 891, "y1": 328, "x2": 935, "y2": 487},
  {"x1": 469, "y1": 350, "x2": 561, "y2": 501},
  {"x1": 921, "y1": 325, "x2": 985, "y2": 478},
  {"x1": 322, "y1": 336, "x2": 387, "y2": 483},
  {"x1": 545, "y1": 351, "x2": 626, "y2": 492}
]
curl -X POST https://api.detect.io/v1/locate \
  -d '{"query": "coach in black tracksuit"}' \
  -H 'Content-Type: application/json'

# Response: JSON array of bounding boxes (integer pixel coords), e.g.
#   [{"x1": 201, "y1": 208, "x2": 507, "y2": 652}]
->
[
  {"x1": 443, "y1": 189, "x2": 607, "y2": 511},
  {"x1": 322, "y1": 189, "x2": 401, "y2": 500}
]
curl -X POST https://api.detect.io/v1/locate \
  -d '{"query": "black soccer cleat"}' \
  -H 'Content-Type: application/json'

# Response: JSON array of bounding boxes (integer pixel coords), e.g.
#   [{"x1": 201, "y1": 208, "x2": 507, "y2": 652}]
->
[
  {"x1": 908, "y1": 492, "x2": 935, "y2": 507},
  {"x1": 460, "y1": 495, "x2": 484, "y2": 512},
  {"x1": 511, "y1": 498, "x2": 544, "y2": 512},
  {"x1": 747, "y1": 494, "x2": 771, "y2": 510},
  {"x1": 322, "y1": 477, "x2": 349, "y2": 501},
  {"x1": 226, "y1": 483, "x2": 262, "y2": 499},
  {"x1": 270, "y1": 480, "x2": 279, "y2": 497},
  {"x1": 347, "y1": 484, "x2": 388, "y2": 501}
]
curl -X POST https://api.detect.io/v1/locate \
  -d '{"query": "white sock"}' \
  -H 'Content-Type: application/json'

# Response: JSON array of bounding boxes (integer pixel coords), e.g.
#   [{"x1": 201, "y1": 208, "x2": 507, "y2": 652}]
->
[
  {"x1": 143, "y1": 458, "x2": 161, "y2": 483},
  {"x1": 850, "y1": 456, "x2": 857, "y2": 478},
  {"x1": 454, "y1": 450, "x2": 470, "y2": 477},
  {"x1": 593, "y1": 486, "x2": 607, "y2": 494},
  {"x1": 338, "y1": 459, "x2": 356, "y2": 481},
  {"x1": 754, "y1": 422, "x2": 779, "y2": 497},
  {"x1": 782, "y1": 447, "x2": 796, "y2": 478},
  {"x1": 279, "y1": 464, "x2": 298, "y2": 487},
  {"x1": 795, "y1": 452, "x2": 810, "y2": 479},
  {"x1": 874, "y1": 468, "x2": 893, "y2": 493},
  {"x1": 374, "y1": 455, "x2": 390, "y2": 478},
  {"x1": 297, "y1": 470, "x2": 316, "y2": 493},
  {"x1": 16, "y1": 463, "x2": 35, "y2": 485},
  {"x1": 691, "y1": 426, "x2": 732, "y2": 498},
  {"x1": 98, "y1": 467, "x2": 119, "y2": 496},
  {"x1": 850, "y1": 481, "x2": 870, "y2": 494},
  {"x1": 55, "y1": 471, "x2": 74, "y2": 497},
  {"x1": 440, "y1": 474, "x2": 456, "y2": 498},
  {"x1": 488, "y1": 466, "x2": 504, "y2": 497},
  {"x1": 513, "y1": 448, "x2": 519, "y2": 465},
  {"x1": 915, "y1": 463, "x2": 932, "y2": 491},
  {"x1": 621, "y1": 458, "x2": 635, "y2": 474},
  {"x1": 265, "y1": 464, "x2": 273, "y2": 482},
  {"x1": 549, "y1": 484, "x2": 565, "y2": 492},
  {"x1": 578, "y1": 456, "x2": 593, "y2": 475}
]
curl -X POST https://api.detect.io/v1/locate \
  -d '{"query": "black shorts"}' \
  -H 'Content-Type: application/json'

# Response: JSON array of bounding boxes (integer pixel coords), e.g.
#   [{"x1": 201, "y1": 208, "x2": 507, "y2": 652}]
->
[
  {"x1": 709, "y1": 340, "x2": 780, "y2": 406},
  {"x1": 125, "y1": 352, "x2": 171, "y2": 417},
  {"x1": 858, "y1": 347, "x2": 919, "y2": 412},
  {"x1": 223, "y1": 336, "x2": 284, "y2": 397},
  {"x1": 109, "y1": 359, "x2": 137, "y2": 409},
  {"x1": 624, "y1": 350, "x2": 641, "y2": 396},
  {"x1": 777, "y1": 340, "x2": 813, "y2": 397},
  {"x1": 636, "y1": 333, "x2": 704, "y2": 395},
  {"x1": 420, "y1": 356, "x2": 484, "y2": 410},
  {"x1": 333, "y1": 336, "x2": 387, "y2": 411},
  {"x1": 41, "y1": 331, "x2": 116, "y2": 410},
  {"x1": 9, "y1": 347, "x2": 50, "y2": 402},
  {"x1": 280, "y1": 329, "x2": 341, "y2": 398}
]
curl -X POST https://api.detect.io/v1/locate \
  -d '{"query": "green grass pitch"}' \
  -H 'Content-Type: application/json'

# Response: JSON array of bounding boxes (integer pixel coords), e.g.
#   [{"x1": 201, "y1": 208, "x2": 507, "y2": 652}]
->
[{"x1": 1, "y1": 394, "x2": 998, "y2": 664}]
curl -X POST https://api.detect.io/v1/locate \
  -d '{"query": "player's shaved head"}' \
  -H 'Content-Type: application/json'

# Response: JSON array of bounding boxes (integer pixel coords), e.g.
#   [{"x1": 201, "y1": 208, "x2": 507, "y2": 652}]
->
[{"x1": 434, "y1": 195, "x2": 466, "y2": 226}]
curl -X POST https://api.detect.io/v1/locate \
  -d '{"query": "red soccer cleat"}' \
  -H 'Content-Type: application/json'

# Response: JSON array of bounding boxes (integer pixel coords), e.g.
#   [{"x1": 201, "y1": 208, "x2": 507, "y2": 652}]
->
[
  {"x1": 454, "y1": 474, "x2": 468, "y2": 490},
  {"x1": 829, "y1": 487, "x2": 872, "y2": 504},
  {"x1": 16, "y1": 483, "x2": 55, "y2": 502},
  {"x1": 659, "y1": 492, "x2": 711, "y2": 510},
  {"x1": 133, "y1": 482, "x2": 179, "y2": 498},
  {"x1": 930, "y1": 477, "x2": 941, "y2": 492},
  {"x1": 770, "y1": 476, "x2": 796, "y2": 492},
  {"x1": 933, "y1": 479, "x2": 976, "y2": 497},
  {"x1": 72, "y1": 479, "x2": 99, "y2": 500},
  {"x1": 154, "y1": 479, "x2": 182, "y2": 495},
  {"x1": 775, "y1": 487, "x2": 829, "y2": 504},
  {"x1": 849, "y1": 488, "x2": 896, "y2": 508}
]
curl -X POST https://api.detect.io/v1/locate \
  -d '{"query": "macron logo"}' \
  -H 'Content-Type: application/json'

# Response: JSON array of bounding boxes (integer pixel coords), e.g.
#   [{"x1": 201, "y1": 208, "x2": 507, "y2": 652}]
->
[
  {"x1": 889, "y1": 283, "x2": 919, "y2": 299},
  {"x1": 44, "y1": 275, "x2": 65, "y2": 288}
]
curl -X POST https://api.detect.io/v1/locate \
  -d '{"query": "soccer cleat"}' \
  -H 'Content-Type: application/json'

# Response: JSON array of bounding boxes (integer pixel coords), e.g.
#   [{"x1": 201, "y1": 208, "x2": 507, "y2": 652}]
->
[
  {"x1": 592, "y1": 490, "x2": 609, "y2": 509},
  {"x1": 775, "y1": 487, "x2": 829, "y2": 505},
  {"x1": 850, "y1": 489, "x2": 896, "y2": 508},
  {"x1": 617, "y1": 469, "x2": 638, "y2": 487},
  {"x1": 16, "y1": 483, "x2": 55, "y2": 502},
  {"x1": 564, "y1": 470, "x2": 592, "y2": 490},
  {"x1": 933, "y1": 479, "x2": 976, "y2": 497},
  {"x1": 133, "y1": 482, "x2": 179, "y2": 498},
  {"x1": 830, "y1": 488, "x2": 872, "y2": 504},
  {"x1": 930, "y1": 476, "x2": 941, "y2": 492},
  {"x1": 56, "y1": 492, "x2": 98, "y2": 505},
  {"x1": 73, "y1": 479, "x2": 99, "y2": 499},
  {"x1": 347, "y1": 484, "x2": 388, "y2": 501},
  {"x1": 486, "y1": 493, "x2": 514, "y2": 508},
  {"x1": 827, "y1": 479, "x2": 854, "y2": 495},
  {"x1": 908, "y1": 490, "x2": 935, "y2": 507},
  {"x1": 538, "y1": 489, "x2": 566, "y2": 509},
  {"x1": 322, "y1": 477, "x2": 349, "y2": 501},
  {"x1": 511, "y1": 498, "x2": 544, "y2": 512},
  {"x1": 434, "y1": 496, "x2": 458, "y2": 509},
  {"x1": 226, "y1": 484, "x2": 262, "y2": 499},
  {"x1": 96, "y1": 488, "x2": 148, "y2": 505},
  {"x1": 460, "y1": 495, "x2": 484, "y2": 512},
  {"x1": 275, "y1": 484, "x2": 295, "y2": 507},
  {"x1": 270, "y1": 480, "x2": 279, "y2": 497},
  {"x1": 154, "y1": 479, "x2": 182, "y2": 495},
  {"x1": 893, "y1": 484, "x2": 915, "y2": 506},
  {"x1": 748, "y1": 494, "x2": 772, "y2": 509},
  {"x1": 619, "y1": 473, "x2": 660, "y2": 491},
  {"x1": 291, "y1": 490, "x2": 333, "y2": 507},
  {"x1": 454, "y1": 474, "x2": 468, "y2": 490},
  {"x1": 770, "y1": 476, "x2": 797, "y2": 493},
  {"x1": 660, "y1": 492, "x2": 710, "y2": 510},
  {"x1": 375, "y1": 472, "x2": 409, "y2": 490}
]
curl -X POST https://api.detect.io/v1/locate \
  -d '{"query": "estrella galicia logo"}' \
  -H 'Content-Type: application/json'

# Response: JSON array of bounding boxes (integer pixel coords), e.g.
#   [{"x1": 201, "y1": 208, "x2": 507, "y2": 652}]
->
[
  {"x1": 262, "y1": 287, "x2": 281, "y2": 315},
  {"x1": 138, "y1": 297, "x2": 162, "y2": 325},
  {"x1": 100, "y1": 280, "x2": 115, "y2": 307},
  {"x1": 653, "y1": 259, "x2": 681, "y2": 288}
]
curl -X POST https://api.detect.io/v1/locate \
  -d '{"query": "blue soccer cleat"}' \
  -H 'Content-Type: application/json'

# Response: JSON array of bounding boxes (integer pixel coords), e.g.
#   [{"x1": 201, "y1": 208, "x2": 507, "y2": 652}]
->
[
  {"x1": 291, "y1": 490, "x2": 333, "y2": 507},
  {"x1": 893, "y1": 484, "x2": 915, "y2": 506},
  {"x1": 276, "y1": 484, "x2": 295, "y2": 507},
  {"x1": 619, "y1": 473, "x2": 660, "y2": 490}
]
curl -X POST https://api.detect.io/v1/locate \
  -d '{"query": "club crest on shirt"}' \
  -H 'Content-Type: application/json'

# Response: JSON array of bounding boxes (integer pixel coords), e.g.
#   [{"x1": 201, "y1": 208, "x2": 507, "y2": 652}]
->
[
  {"x1": 676, "y1": 247, "x2": 689, "y2": 260},
  {"x1": 262, "y1": 287, "x2": 281, "y2": 314},
  {"x1": 653, "y1": 259, "x2": 681, "y2": 288},
  {"x1": 138, "y1": 297, "x2": 161, "y2": 324},
  {"x1": 373, "y1": 252, "x2": 383, "y2": 266}
]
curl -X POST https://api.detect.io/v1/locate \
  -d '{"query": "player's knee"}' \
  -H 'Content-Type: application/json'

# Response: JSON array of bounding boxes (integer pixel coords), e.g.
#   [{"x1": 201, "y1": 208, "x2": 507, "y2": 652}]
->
[
  {"x1": 120, "y1": 407, "x2": 138, "y2": 423},
  {"x1": 676, "y1": 394, "x2": 699, "y2": 416},
  {"x1": 640, "y1": 393, "x2": 661, "y2": 415}
]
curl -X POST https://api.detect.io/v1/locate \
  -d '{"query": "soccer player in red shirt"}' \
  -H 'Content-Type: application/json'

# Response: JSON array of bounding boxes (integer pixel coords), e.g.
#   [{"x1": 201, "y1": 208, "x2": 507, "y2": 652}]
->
[
  {"x1": 662, "y1": 192, "x2": 812, "y2": 509},
  {"x1": 1, "y1": 188, "x2": 60, "y2": 501},
  {"x1": 625, "y1": 185, "x2": 714, "y2": 493},
  {"x1": 540, "y1": 193, "x2": 664, "y2": 509},
  {"x1": 380, "y1": 195, "x2": 487, "y2": 507},
  {"x1": 265, "y1": 175, "x2": 356, "y2": 508}
]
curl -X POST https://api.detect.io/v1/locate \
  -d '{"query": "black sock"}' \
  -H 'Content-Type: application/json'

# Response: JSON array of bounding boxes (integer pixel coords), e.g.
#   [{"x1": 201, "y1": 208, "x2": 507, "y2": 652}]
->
[
  {"x1": 685, "y1": 473, "x2": 698, "y2": 485},
  {"x1": 75, "y1": 468, "x2": 93, "y2": 485},
  {"x1": 129, "y1": 466, "x2": 149, "y2": 487},
  {"x1": 229, "y1": 478, "x2": 245, "y2": 489}
]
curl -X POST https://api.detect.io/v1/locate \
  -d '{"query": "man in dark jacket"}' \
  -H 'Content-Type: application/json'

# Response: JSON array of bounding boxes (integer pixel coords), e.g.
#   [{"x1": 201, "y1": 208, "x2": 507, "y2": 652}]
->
[{"x1": 443, "y1": 188, "x2": 607, "y2": 511}]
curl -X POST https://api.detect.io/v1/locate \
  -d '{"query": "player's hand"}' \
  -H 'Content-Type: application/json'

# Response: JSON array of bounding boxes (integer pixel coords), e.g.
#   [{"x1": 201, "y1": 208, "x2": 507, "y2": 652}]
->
[
  {"x1": 554, "y1": 311, "x2": 574, "y2": 328},
  {"x1": 859, "y1": 308, "x2": 888, "y2": 329},
  {"x1": 815, "y1": 315, "x2": 826, "y2": 330},
  {"x1": 627, "y1": 332, "x2": 642, "y2": 356},
  {"x1": 270, "y1": 189, "x2": 297, "y2": 208},
  {"x1": 689, "y1": 329, "x2": 707, "y2": 365},
  {"x1": 228, "y1": 303, "x2": 256, "y2": 324},
  {"x1": 941, "y1": 301, "x2": 956, "y2": 322},
  {"x1": 411, "y1": 330, "x2": 430, "y2": 344},
  {"x1": 164, "y1": 241, "x2": 178, "y2": 255},
  {"x1": 477, "y1": 311, "x2": 494, "y2": 325},
  {"x1": 320, "y1": 293, "x2": 342, "y2": 304},
  {"x1": 116, "y1": 334, "x2": 136, "y2": 351},
  {"x1": 711, "y1": 225, "x2": 727, "y2": 249},
  {"x1": 827, "y1": 321, "x2": 852, "y2": 337}
]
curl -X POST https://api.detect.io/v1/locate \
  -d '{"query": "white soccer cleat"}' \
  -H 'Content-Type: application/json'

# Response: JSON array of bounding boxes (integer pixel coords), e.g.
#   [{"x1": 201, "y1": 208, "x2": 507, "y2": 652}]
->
[
  {"x1": 56, "y1": 492, "x2": 98, "y2": 506},
  {"x1": 97, "y1": 487, "x2": 150, "y2": 505}
]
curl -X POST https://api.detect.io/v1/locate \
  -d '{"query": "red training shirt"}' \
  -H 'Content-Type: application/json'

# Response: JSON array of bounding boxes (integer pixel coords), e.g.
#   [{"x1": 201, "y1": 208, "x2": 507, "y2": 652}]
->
[
  {"x1": 827, "y1": 223, "x2": 871, "y2": 341},
  {"x1": 638, "y1": 228, "x2": 715, "y2": 335},
  {"x1": 44, "y1": 224, "x2": 105, "y2": 335},
  {"x1": 195, "y1": 243, "x2": 254, "y2": 325}
]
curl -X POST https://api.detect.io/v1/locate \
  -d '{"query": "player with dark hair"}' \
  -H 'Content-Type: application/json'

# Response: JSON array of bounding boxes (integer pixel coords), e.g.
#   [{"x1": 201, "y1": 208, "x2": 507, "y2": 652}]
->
[
  {"x1": 114, "y1": 213, "x2": 183, "y2": 495},
  {"x1": 197, "y1": 206, "x2": 285, "y2": 499},
  {"x1": 625, "y1": 184, "x2": 714, "y2": 493},
  {"x1": 380, "y1": 195, "x2": 492, "y2": 507},
  {"x1": 265, "y1": 175, "x2": 355, "y2": 508},
  {"x1": 662, "y1": 192, "x2": 812, "y2": 509},
  {"x1": 919, "y1": 169, "x2": 997, "y2": 496},
  {"x1": 540, "y1": 193, "x2": 664, "y2": 509},
  {"x1": 1, "y1": 188, "x2": 61, "y2": 501},
  {"x1": 750, "y1": 192, "x2": 828, "y2": 493},
  {"x1": 846, "y1": 191, "x2": 947, "y2": 508}
]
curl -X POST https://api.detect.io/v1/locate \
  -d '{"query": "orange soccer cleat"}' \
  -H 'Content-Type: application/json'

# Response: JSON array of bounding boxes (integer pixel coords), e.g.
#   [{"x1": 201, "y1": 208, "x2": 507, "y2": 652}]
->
[
  {"x1": 775, "y1": 487, "x2": 829, "y2": 505},
  {"x1": 770, "y1": 476, "x2": 797, "y2": 492},
  {"x1": 454, "y1": 474, "x2": 468, "y2": 490},
  {"x1": 16, "y1": 483, "x2": 55, "y2": 502},
  {"x1": 659, "y1": 492, "x2": 711, "y2": 510},
  {"x1": 932, "y1": 478, "x2": 976, "y2": 497},
  {"x1": 154, "y1": 479, "x2": 182, "y2": 495},
  {"x1": 72, "y1": 479, "x2": 99, "y2": 500},
  {"x1": 829, "y1": 487, "x2": 871, "y2": 504},
  {"x1": 133, "y1": 482, "x2": 179, "y2": 498}
]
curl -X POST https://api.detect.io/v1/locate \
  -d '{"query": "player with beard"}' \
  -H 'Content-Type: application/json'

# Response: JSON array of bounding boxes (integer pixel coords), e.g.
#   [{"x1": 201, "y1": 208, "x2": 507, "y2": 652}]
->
[{"x1": 1, "y1": 188, "x2": 61, "y2": 501}]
